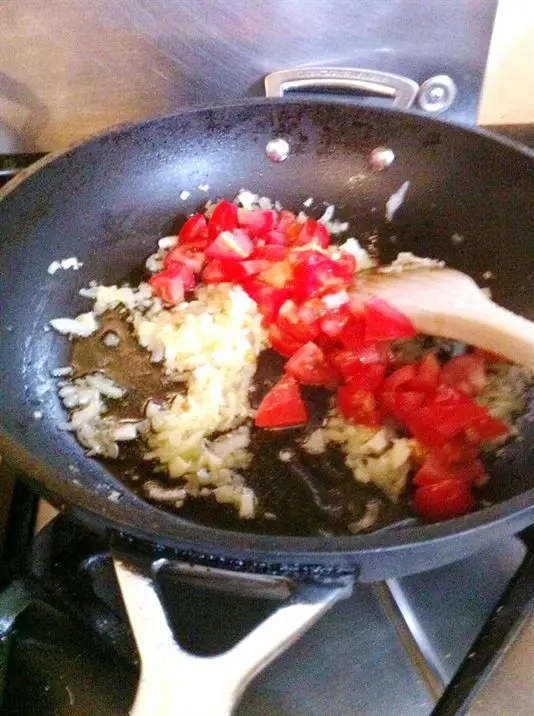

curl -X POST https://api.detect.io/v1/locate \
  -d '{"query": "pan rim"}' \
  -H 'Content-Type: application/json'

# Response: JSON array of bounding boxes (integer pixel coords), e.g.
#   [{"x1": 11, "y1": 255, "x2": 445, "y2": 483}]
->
[{"x1": 2, "y1": 97, "x2": 534, "y2": 563}]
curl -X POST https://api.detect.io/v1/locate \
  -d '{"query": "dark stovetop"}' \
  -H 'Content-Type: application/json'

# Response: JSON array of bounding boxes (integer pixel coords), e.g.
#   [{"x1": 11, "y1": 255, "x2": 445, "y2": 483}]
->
[{"x1": 0, "y1": 123, "x2": 534, "y2": 716}]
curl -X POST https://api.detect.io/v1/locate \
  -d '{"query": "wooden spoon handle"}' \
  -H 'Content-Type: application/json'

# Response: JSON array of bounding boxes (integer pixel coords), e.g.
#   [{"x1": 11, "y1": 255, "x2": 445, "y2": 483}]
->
[{"x1": 413, "y1": 302, "x2": 534, "y2": 371}]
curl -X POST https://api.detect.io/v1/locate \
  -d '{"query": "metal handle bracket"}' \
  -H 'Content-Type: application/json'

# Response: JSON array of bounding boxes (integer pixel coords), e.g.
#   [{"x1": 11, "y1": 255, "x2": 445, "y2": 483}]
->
[{"x1": 264, "y1": 67, "x2": 420, "y2": 109}]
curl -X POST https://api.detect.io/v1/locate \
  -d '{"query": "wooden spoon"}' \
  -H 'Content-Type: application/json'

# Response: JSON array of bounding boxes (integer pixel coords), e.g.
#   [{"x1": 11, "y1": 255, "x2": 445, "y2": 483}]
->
[{"x1": 357, "y1": 266, "x2": 534, "y2": 370}]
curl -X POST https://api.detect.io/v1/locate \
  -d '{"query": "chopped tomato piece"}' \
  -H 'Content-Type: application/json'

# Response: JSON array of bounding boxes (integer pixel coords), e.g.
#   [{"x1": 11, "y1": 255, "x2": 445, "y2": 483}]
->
[
  {"x1": 277, "y1": 210, "x2": 297, "y2": 233},
  {"x1": 381, "y1": 390, "x2": 426, "y2": 423},
  {"x1": 237, "y1": 209, "x2": 275, "y2": 236},
  {"x1": 362, "y1": 297, "x2": 416, "y2": 343},
  {"x1": 149, "y1": 263, "x2": 194, "y2": 304},
  {"x1": 285, "y1": 342, "x2": 339, "y2": 386},
  {"x1": 208, "y1": 200, "x2": 238, "y2": 241},
  {"x1": 382, "y1": 364, "x2": 416, "y2": 393},
  {"x1": 342, "y1": 364, "x2": 387, "y2": 393},
  {"x1": 263, "y1": 230, "x2": 287, "y2": 246},
  {"x1": 426, "y1": 384, "x2": 470, "y2": 406},
  {"x1": 253, "y1": 244, "x2": 289, "y2": 262},
  {"x1": 337, "y1": 386, "x2": 381, "y2": 427},
  {"x1": 406, "y1": 352, "x2": 441, "y2": 393},
  {"x1": 277, "y1": 300, "x2": 320, "y2": 342},
  {"x1": 441, "y1": 354, "x2": 486, "y2": 397},
  {"x1": 314, "y1": 333, "x2": 340, "y2": 355},
  {"x1": 330, "y1": 344, "x2": 392, "y2": 377},
  {"x1": 464, "y1": 414, "x2": 510, "y2": 443},
  {"x1": 202, "y1": 258, "x2": 233, "y2": 284},
  {"x1": 292, "y1": 255, "x2": 352, "y2": 302},
  {"x1": 298, "y1": 297, "x2": 327, "y2": 327},
  {"x1": 336, "y1": 252, "x2": 357, "y2": 277},
  {"x1": 433, "y1": 437, "x2": 479, "y2": 466},
  {"x1": 259, "y1": 259, "x2": 294, "y2": 288},
  {"x1": 294, "y1": 219, "x2": 330, "y2": 248},
  {"x1": 407, "y1": 402, "x2": 489, "y2": 447},
  {"x1": 284, "y1": 219, "x2": 306, "y2": 244},
  {"x1": 413, "y1": 480, "x2": 475, "y2": 522},
  {"x1": 413, "y1": 453, "x2": 485, "y2": 487},
  {"x1": 314, "y1": 258, "x2": 353, "y2": 291},
  {"x1": 206, "y1": 229, "x2": 254, "y2": 261},
  {"x1": 268, "y1": 323, "x2": 306, "y2": 358},
  {"x1": 164, "y1": 245, "x2": 205, "y2": 273},
  {"x1": 178, "y1": 213, "x2": 209, "y2": 248},
  {"x1": 330, "y1": 345, "x2": 387, "y2": 379},
  {"x1": 241, "y1": 280, "x2": 289, "y2": 324},
  {"x1": 320, "y1": 304, "x2": 351, "y2": 339},
  {"x1": 255, "y1": 375, "x2": 308, "y2": 428},
  {"x1": 338, "y1": 316, "x2": 365, "y2": 350},
  {"x1": 223, "y1": 259, "x2": 271, "y2": 282}
]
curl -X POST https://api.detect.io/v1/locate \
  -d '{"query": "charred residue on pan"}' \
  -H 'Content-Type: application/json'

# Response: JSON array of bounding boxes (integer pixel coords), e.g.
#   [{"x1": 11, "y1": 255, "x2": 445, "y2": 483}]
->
[
  {"x1": 71, "y1": 311, "x2": 181, "y2": 420},
  {"x1": 91, "y1": 341, "x2": 412, "y2": 537}
]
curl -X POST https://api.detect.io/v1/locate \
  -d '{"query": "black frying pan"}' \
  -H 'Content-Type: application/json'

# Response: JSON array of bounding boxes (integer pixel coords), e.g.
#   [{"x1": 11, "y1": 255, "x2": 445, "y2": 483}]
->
[
  {"x1": 1, "y1": 99, "x2": 534, "y2": 713},
  {"x1": 1, "y1": 98, "x2": 534, "y2": 575}
]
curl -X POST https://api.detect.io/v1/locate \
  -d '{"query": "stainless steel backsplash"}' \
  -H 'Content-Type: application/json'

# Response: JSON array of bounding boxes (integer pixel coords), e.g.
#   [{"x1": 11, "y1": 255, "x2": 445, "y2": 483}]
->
[{"x1": 1, "y1": 0, "x2": 498, "y2": 152}]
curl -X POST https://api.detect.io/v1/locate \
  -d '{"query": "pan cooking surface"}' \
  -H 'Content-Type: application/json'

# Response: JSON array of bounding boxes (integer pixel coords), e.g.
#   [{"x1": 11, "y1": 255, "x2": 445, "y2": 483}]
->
[{"x1": 2, "y1": 100, "x2": 534, "y2": 565}]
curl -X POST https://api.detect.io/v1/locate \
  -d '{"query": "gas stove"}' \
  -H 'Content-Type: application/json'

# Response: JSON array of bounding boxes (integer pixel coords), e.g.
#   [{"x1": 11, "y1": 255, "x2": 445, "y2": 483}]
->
[{"x1": 1, "y1": 124, "x2": 534, "y2": 716}]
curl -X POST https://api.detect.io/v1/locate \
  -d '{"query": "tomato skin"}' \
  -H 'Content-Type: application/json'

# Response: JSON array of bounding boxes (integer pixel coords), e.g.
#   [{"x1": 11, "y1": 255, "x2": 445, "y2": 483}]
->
[
  {"x1": 407, "y1": 403, "x2": 489, "y2": 447},
  {"x1": 362, "y1": 297, "x2": 416, "y2": 343},
  {"x1": 268, "y1": 323, "x2": 306, "y2": 358},
  {"x1": 292, "y1": 255, "x2": 352, "y2": 302},
  {"x1": 330, "y1": 344, "x2": 391, "y2": 378},
  {"x1": 255, "y1": 375, "x2": 308, "y2": 428},
  {"x1": 263, "y1": 230, "x2": 287, "y2": 246},
  {"x1": 277, "y1": 300, "x2": 320, "y2": 342},
  {"x1": 237, "y1": 209, "x2": 275, "y2": 236},
  {"x1": 413, "y1": 454, "x2": 485, "y2": 487},
  {"x1": 222, "y1": 259, "x2": 270, "y2": 282},
  {"x1": 382, "y1": 364, "x2": 416, "y2": 393},
  {"x1": 426, "y1": 384, "x2": 470, "y2": 406},
  {"x1": 337, "y1": 386, "x2": 381, "y2": 427},
  {"x1": 294, "y1": 219, "x2": 330, "y2": 248},
  {"x1": 241, "y1": 280, "x2": 289, "y2": 324},
  {"x1": 406, "y1": 353, "x2": 441, "y2": 393},
  {"x1": 441, "y1": 354, "x2": 486, "y2": 397},
  {"x1": 464, "y1": 414, "x2": 510, "y2": 444},
  {"x1": 277, "y1": 210, "x2": 297, "y2": 233},
  {"x1": 413, "y1": 480, "x2": 475, "y2": 522},
  {"x1": 338, "y1": 316, "x2": 365, "y2": 350},
  {"x1": 381, "y1": 390, "x2": 426, "y2": 423},
  {"x1": 342, "y1": 363, "x2": 387, "y2": 393},
  {"x1": 201, "y1": 258, "x2": 233, "y2": 284},
  {"x1": 164, "y1": 245, "x2": 205, "y2": 273},
  {"x1": 336, "y1": 252, "x2": 357, "y2": 277},
  {"x1": 433, "y1": 437, "x2": 479, "y2": 466},
  {"x1": 208, "y1": 200, "x2": 239, "y2": 240},
  {"x1": 253, "y1": 244, "x2": 289, "y2": 262},
  {"x1": 285, "y1": 342, "x2": 339, "y2": 386},
  {"x1": 178, "y1": 213, "x2": 209, "y2": 248},
  {"x1": 206, "y1": 229, "x2": 254, "y2": 260}
]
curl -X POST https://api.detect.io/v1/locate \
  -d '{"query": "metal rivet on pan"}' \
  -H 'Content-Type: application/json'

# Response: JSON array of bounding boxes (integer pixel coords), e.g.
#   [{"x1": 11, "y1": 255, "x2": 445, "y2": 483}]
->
[
  {"x1": 417, "y1": 75, "x2": 457, "y2": 113},
  {"x1": 266, "y1": 138, "x2": 290, "y2": 162},
  {"x1": 369, "y1": 146, "x2": 395, "y2": 171}
]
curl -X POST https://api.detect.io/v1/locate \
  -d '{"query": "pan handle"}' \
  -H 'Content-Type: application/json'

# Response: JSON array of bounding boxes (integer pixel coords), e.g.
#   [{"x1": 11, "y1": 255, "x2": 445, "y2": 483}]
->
[
  {"x1": 113, "y1": 554, "x2": 352, "y2": 716},
  {"x1": 264, "y1": 67, "x2": 419, "y2": 109}
]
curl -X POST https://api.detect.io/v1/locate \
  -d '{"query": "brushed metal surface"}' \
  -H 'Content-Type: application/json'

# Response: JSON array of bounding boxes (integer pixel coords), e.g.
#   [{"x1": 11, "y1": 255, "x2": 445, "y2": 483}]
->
[
  {"x1": 1, "y1": 0, "x2": 498, "y2": 152},
  {"x1": 235, "y1": 538, "x2": 524, "y2": 716}
]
